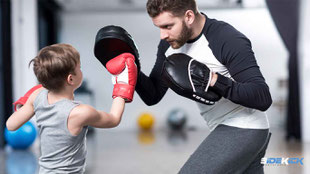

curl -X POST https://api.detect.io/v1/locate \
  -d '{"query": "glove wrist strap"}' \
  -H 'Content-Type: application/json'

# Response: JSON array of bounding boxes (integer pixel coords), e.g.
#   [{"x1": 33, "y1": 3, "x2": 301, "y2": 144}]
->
[{"x1": 112, "y1": 84, "x2": 135, "y2": 103}]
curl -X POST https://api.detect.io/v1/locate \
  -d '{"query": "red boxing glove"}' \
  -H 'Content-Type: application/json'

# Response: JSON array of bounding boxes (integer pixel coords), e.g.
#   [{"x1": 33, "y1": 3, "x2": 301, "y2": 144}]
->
[
  {"x1": 13, "y1": 84, "x2": 43, "y2": 111},
  {"x1": 106, "y1": 53, "x2": 137, "y2": 102}
]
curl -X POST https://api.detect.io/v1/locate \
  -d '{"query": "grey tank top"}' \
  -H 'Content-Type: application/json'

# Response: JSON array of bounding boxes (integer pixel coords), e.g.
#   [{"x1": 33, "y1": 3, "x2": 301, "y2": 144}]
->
[{"x1": 34, "y1": 89, "x2": 88, "y2": 174}]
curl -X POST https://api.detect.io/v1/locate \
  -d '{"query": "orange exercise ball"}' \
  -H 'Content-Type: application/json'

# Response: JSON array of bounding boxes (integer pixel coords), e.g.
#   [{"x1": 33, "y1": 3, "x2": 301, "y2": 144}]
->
[{"x1": 137, "y1": 113, "x2": 155, "y2": 130}]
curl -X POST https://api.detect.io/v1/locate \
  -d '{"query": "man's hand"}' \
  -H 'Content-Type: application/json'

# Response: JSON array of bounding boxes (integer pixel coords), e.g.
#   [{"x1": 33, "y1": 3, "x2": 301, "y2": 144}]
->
[{"x1": 162, "y1": 53, "x2": 222, "y2": 105}]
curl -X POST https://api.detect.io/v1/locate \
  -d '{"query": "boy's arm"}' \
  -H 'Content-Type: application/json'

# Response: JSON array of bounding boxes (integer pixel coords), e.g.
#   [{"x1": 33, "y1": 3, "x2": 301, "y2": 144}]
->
[
  {"x1": 69, "y1": 97, "x2": 125, "y2": 129},
  {"x1": 6, "y1": 87, "x2": 43, "y2": 131}
]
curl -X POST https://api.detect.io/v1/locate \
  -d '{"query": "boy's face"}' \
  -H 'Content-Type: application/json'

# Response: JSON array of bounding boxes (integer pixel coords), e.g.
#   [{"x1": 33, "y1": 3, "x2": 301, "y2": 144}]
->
[
  {"x1": 152, "y1": 11, "x2": 193, "y2": 49},
  {"x1": 73, "y1": 62, "x2": 83, "y2": 89}
]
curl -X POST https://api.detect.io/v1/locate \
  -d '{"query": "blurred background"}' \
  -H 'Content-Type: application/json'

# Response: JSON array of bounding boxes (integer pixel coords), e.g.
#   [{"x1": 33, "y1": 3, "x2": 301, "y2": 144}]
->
[{"x1": 0, "y1": 0, "x2": 309, "y2": 173}]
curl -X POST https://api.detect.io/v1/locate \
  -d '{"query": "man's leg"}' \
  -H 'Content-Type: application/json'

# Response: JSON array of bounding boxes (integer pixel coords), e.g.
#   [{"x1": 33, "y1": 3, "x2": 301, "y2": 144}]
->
[
  {"x1": 178, "y1": 124, "x2": 270, "y2": 174},
  {"x1": 243, "y1": 133, "x2": 272, "y2": 174}
]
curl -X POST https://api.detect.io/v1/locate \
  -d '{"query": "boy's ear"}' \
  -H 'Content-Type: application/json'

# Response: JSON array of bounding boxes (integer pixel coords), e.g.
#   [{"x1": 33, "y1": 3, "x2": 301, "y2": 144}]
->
[{"x1": 67, "y1": 74, "x2": 74, "y2": 85}]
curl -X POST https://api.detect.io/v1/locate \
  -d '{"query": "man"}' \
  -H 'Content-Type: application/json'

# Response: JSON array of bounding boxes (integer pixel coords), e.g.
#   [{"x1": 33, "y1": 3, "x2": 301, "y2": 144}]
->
[{"x1": 135, "y1": 0, "x2": 273, "y2": 173}]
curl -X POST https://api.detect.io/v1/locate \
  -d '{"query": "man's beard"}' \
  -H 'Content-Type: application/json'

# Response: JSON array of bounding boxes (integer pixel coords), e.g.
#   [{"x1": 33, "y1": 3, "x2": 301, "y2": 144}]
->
[{"x1": 169, "y1": 21, "x2": 193, "y2": 49}]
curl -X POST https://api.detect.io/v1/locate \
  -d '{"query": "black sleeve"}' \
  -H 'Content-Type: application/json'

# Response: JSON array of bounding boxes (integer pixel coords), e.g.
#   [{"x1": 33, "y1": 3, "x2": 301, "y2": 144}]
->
[
  {"x1": 135, "y1": 40, "x2": 169, "y2": 106},
  {"x1": 211, "y1": 25, "x2": 272, "y2": 111}
]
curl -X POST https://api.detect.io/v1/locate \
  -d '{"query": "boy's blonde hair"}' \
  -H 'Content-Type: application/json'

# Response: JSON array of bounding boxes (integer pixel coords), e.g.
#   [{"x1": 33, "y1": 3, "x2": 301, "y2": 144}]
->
[{"x1": 29, "y1": 43, "x2": 80, "y2": 92}]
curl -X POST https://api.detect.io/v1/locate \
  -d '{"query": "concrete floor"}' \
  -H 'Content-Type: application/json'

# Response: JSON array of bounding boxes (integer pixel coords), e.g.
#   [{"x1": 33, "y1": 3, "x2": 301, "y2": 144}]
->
[{"x1": 0, "y1": 126, "x2": 308, "y2": 174}]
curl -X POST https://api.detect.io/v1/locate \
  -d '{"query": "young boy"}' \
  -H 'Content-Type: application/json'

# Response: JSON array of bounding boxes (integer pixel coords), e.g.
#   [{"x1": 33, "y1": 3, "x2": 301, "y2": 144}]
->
[{"x1": 6, "y1": 43, "x2": 137, "y2": 173}]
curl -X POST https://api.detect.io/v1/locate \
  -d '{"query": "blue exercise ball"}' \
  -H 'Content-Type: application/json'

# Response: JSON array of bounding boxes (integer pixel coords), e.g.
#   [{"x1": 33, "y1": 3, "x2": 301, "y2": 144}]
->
[
  {"x1": 167, "y1": 108, "x2": 187, "y2": 130},
  {"x1": 4, "y1": 121, "x2": 37, "y2": 149}
]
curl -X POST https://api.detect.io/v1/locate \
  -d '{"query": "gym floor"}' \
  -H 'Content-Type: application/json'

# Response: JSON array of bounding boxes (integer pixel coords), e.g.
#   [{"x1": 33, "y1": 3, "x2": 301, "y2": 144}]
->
[{"x1": 0, "y1": 125, "x2": 308, "y2": 174}]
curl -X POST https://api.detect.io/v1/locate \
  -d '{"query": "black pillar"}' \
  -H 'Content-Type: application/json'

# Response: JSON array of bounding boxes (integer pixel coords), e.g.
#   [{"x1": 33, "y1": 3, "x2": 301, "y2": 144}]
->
[
  {"x1": 38, "y1": 0, "x2": 61, "y2": 49},
  {"x1": 266, "y1": 0, "x2": 301, "y2": 140},
  {"x1": 0, "y1": 0, "x2": 13, "y2": 148}
]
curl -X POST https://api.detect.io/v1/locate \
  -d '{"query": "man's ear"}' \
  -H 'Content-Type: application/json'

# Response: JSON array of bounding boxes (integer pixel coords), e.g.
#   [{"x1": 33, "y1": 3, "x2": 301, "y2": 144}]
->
[
  {"x1": 67, "y1": 74, "x2": 74, "y2": 85},
  {"x1": 184, "y1": 10, "x2": 195, "y2": 26}
]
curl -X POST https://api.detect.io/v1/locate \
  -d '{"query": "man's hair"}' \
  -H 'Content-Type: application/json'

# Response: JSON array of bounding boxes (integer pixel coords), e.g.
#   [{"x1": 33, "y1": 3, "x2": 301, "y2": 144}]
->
[
  {"x1": 29, "y1": 43, "x2": 80, "y2": 92},
  {"x1": 146, "y1": 0, "x2": 198, "y2": 18}
]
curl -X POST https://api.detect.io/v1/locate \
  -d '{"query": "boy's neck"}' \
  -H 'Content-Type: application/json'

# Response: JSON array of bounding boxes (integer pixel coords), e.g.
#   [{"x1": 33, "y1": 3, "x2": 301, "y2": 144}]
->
[{"x1": 48, "y1": 87, "x2": 75, "y2": 102}]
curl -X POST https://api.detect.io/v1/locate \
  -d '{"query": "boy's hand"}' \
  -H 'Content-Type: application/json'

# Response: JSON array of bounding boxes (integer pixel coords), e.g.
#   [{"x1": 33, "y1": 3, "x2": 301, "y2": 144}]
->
[
  {"x1": 106, "y1": 53, "x2": 137, "y2": 102},
  {"x1": 7, "y1": 85, "x2": 42, "y2": 131},
  {"x1": 13, "y1": 84, "x2": 43, "y2": 111}
]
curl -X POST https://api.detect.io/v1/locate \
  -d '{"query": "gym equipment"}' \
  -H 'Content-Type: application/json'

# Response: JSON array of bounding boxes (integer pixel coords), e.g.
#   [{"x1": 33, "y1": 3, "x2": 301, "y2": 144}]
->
[
  {"x1": 106, "y1": 53, "x2": 137, "y2": 102},
  {"x1": 94, "y1": 25, "x2": 140, "y2": 72},
  {"x1": 162, "y1": 53, "x2": 221, "y2": 105},
  {"x1": 167, "y1": 108, "x2": 188, "y2": 130},
  {"x1": 137, "y1": 113, "x2": 154, "y2": 130},
  {"x1": 4, "y1": 121, "x2": 37, "y2": 149}
]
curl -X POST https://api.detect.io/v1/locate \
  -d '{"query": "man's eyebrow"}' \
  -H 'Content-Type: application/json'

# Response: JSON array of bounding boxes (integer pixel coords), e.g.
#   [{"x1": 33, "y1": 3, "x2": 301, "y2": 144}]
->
[{"x1": 156, "y1": 23, "x2": 174, "y2": 28}]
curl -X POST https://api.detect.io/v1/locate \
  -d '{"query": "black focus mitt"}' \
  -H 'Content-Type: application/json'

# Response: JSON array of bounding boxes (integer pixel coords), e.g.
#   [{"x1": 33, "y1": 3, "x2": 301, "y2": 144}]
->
[
  {"x1": 162, "y1": 53, "x2": 221, "y2": 105},
  {"x1": 94, "y1": 25, "x2": 140, "y2": 72}
]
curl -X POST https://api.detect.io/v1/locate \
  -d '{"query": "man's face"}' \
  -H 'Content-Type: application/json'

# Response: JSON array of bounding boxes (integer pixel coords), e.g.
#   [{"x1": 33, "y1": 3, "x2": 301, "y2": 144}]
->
[{"x1": 152, "y1": 11, "x2": 193, "y2": 49}]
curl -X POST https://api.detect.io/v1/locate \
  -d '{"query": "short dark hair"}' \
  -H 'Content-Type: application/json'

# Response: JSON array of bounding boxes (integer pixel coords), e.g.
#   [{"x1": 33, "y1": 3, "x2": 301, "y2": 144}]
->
[
  {"x1": 29, "y1": 43, "x2": 80, "y2": 92},
  {"x1": 146, "y1": 0, "x2": 198, "y2": 18}
]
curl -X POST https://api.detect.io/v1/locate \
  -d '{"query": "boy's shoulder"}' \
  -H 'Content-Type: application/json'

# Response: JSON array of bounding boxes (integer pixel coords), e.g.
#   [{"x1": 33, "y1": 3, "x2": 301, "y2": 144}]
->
[
  {"x1": 70, "y1": 104, "x2": 98, "y2": 122},
  {"x1": 71, "y1": 104, "x2": 96, "y2": 114},
  {"x1": 28, "y1": 87, "x2": 45, "y2": 105}
]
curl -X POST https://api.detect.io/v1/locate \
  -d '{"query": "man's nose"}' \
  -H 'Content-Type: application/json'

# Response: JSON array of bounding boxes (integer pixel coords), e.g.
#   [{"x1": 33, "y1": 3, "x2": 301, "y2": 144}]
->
[{"x1": 160, "y1": 29, "x2": 168, "y2": 40}]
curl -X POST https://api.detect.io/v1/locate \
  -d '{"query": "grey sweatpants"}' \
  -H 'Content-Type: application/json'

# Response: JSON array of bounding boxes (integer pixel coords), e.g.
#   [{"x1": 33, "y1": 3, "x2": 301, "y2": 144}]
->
[{"x1": 179, "y1": 124, "x2": 271, "y2": 174}]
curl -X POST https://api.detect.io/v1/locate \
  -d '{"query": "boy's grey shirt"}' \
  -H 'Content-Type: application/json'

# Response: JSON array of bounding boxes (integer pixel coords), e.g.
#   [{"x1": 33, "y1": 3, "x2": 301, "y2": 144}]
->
[{"x1": 34, "y1": 89, "x2": 88, "y2": 174}]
